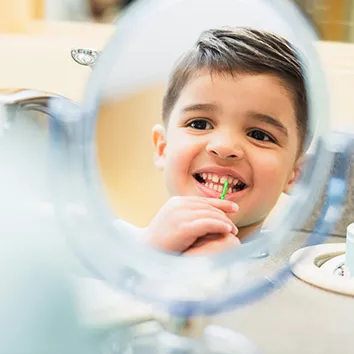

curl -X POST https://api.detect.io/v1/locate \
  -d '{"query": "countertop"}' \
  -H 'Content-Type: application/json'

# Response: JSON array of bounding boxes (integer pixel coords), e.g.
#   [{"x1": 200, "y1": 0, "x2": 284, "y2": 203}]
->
[{"x1": 213, "y1": 232, "x2": 353, "y2": 354}]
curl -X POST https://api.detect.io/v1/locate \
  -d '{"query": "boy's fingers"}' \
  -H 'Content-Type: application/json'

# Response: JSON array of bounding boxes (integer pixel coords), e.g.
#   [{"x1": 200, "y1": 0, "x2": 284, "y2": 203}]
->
[
  {"x1": 170, "y1": 196, "x2": 238, "y2": 214},
  {"x1": 198, "y1": 197, "x2": 239, "y2": 213},
  {"x1": 180, "y1": 196, "x2": 238, "y2": 211},
  {"x1": 185, "y1": 233, "x2": 241, "y2": 255},
  {"x1": 186, "y1": 219, "x2": 237, "y2": 241},
  {"x1": 226, "y1": 233, "x2": 241, "y2": 246},
  {"x1": 184, "y1": 210, "x2": 238, "y2": 235},
  {"x1": 187, "y1": 234, "x2": 222, "y2": 248},
  {"x1": 189, "y1": 233, "x2": 240, "y2": 249}
]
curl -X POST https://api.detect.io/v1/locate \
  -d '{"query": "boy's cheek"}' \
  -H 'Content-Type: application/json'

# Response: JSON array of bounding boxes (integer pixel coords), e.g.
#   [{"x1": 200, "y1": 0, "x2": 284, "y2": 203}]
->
[{"x1": 253, "y1": 161, "x2": 290, "y2": 187}]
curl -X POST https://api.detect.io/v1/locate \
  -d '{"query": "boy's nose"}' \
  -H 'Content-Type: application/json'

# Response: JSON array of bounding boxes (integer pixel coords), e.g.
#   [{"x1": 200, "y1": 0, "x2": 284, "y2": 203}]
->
[{"x1": 206, "y1": 138, "x2": 244, "y2": 160}]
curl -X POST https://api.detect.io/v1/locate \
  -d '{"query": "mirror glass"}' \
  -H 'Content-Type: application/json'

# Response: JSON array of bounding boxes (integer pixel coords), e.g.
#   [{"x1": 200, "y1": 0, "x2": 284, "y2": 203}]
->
[{"x1": 52, "y1": 0, "x2": 332, "y2": 315}]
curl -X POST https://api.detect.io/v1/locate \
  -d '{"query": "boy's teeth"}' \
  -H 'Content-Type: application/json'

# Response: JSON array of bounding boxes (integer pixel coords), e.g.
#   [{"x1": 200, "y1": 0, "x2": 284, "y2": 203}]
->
[
  {"x1": 196, "y1": 172, "x2": 246, "y2": 192},
  {"x1": 201, "y1": 173, "x2": 240, "y2": 186},
  {"x1": 212, "y1": 174, "x2": 219, "y2": 183},
  {"x1": 200, "y1": 175, "x2": 247, "y2": 194}
]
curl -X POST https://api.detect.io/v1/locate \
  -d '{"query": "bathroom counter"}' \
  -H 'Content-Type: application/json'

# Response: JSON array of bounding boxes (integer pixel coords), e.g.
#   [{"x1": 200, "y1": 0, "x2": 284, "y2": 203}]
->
[
  {"x1": 214, "y1": 232, "x2": 353, "y2": 354},
  {"x1": 77, "y1": 232, "x2": 353, "y2": 354}
]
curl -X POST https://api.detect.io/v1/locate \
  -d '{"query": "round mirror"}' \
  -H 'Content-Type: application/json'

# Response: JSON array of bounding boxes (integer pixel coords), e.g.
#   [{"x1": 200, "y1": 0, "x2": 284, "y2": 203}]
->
[{"x1": 51, "y1": 0, "x2": 335, "y2": 316}]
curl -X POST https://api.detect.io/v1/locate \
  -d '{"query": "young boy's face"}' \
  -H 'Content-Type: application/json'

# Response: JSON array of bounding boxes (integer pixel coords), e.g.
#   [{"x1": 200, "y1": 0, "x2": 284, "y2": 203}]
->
[{"x1": 153, "y1": 70, "x2": 302, "y2": 237}]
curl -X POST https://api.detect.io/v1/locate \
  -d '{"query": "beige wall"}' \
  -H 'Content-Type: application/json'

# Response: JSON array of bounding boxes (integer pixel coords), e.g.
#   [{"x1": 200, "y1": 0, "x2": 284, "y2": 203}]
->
[
  {"x1": 0, "y1": 22, "x2": 114, "y2": 101},
  {"x1": 0, "y1": 0, "x2": 47, "y2": 32},
  {"x1": 97, "y1": 86, "x2": 169, "y2": 226},
  {"x1": 0, "y1": 0, "x2": 33, "y2": 32}
]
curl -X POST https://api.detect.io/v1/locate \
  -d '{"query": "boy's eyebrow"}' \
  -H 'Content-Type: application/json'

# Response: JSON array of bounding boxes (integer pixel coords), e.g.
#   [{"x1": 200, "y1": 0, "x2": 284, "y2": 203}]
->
[
  {"x1": 182, "y1": 103, "x2": 218, "y2": 113},
  {"x1": 248, "y1": 111, "x2": 288, "y2": 137}
]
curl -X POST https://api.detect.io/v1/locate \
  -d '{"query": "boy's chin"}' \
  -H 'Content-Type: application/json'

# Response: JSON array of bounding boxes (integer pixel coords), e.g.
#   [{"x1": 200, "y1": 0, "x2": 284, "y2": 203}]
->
[{"x1": 235, "y1": 219, "x2": 265, "y2": 238}]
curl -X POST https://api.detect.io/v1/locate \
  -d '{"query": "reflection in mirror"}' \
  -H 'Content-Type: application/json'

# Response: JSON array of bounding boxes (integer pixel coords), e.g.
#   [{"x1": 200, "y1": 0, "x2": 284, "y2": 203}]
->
[{"x1": 96, "y1": 26, "x2": 309, "y2": 256}]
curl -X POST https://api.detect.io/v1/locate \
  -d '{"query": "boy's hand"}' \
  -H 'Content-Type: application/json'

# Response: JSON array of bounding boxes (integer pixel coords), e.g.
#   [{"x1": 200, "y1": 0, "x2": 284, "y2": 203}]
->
[
  {"x1": 184, "y1": 233, "x2": 241, "y2": 255},
  {"x1": 143, "y1": 196, "x2": 238, "y2": 253}
]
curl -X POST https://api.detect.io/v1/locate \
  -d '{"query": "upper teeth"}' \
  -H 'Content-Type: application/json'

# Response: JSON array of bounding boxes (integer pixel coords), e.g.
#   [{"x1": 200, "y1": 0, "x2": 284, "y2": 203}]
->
[{"x1": 201, "y1": 173, "x2": 239, "y2": 186}]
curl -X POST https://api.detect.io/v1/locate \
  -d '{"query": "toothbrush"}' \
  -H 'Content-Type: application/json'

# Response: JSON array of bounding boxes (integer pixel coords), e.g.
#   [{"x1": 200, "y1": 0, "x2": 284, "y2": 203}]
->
[{"x1": 220, "y1": 180, "x2": 229, "y2": 200}]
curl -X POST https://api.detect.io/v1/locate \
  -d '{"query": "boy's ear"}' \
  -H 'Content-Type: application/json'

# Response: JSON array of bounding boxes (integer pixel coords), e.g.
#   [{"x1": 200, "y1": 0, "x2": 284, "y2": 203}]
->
[
  {"x1": 283, "y1": 154, "x2": 310, "y2": 195},
  {"x1": 152, "y1": 124, "x2": 167, "y2": 170}
]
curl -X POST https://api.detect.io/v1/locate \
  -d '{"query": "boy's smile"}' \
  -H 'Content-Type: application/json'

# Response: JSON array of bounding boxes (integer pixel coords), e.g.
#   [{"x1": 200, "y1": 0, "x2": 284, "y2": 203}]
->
[
  {"x1": 153, "y1": 70, "x2": 301, "y2": 237},
  {"x1": 192, "y1": 166, "x2": 248, "y2": 199}
]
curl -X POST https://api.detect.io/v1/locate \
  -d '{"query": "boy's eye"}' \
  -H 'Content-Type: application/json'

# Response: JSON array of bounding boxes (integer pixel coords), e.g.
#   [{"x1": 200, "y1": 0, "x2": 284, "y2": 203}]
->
[
  {"x1": 248, "y1": 129, "x2": 275, "y2": 143},
  {"x1": 187, "y1": 119, "x2": 213, "y2": 130}
]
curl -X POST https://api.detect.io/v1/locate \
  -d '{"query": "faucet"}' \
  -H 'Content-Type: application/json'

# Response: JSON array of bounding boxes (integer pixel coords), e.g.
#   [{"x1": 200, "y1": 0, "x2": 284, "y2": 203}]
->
[
  {"x1": 0, "y1": 89, "x2": 78, "y2": 118},
  {"x1": 0, "y1": 88, "x2": 81, "y2": 143}
]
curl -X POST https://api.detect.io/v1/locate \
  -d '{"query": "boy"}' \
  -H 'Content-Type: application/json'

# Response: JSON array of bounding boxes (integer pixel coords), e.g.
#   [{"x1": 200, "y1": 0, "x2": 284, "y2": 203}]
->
[{"x1": 142, "y1": 27, "x2": 308, "y2": 255}]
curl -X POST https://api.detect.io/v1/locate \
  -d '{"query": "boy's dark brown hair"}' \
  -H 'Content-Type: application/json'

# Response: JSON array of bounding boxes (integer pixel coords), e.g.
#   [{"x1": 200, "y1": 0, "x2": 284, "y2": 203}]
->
[{"x1": 162, "y1": 27, "x2": 308, "y2": 154}]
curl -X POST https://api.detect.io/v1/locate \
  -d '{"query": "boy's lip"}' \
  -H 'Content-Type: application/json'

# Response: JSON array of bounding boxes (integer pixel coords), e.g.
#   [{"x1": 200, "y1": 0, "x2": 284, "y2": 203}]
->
[
  {"x1": 193, "y1": 166, "x2": 248, "y2": 185},
  {"x1": 194, "y1": 177, "x2": 248, "y2": 200}
]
